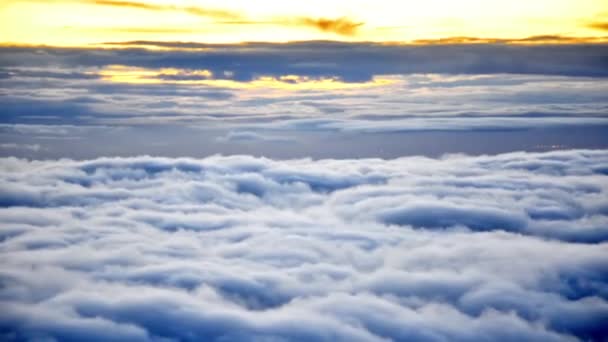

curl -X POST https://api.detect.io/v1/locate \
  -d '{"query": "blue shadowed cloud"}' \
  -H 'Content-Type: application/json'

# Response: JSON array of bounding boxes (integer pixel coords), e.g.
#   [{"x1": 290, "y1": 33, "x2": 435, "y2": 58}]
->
[
  {"x1": 2, "y1": 42, "x2": 608, "y2": 80},
  {"x1": 1, "y1": 43, "x2": 608, "y2": 158},
  {"x1": 1, "y1": 150, "x2": 608, "y2": 340}
]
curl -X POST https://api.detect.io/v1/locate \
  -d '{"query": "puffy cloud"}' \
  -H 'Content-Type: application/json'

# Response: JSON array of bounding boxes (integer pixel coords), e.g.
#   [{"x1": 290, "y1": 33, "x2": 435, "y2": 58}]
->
[{"x1": 1, "y1": 149, "x2": 607, "y2": 340}]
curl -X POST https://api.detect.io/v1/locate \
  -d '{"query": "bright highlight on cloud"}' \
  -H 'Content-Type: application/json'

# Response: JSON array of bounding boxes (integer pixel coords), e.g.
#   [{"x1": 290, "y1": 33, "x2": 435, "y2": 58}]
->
[
  {"x1": 1, "y1": 150, "x2": 607, "y2": 341},
  {"x1": 96, "y1": 64, "x2": 392, "y2": 89}
]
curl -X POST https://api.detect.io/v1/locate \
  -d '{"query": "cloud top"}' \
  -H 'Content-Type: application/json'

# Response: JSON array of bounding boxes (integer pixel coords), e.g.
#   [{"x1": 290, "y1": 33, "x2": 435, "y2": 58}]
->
[{"x1": 1, "y1": 150, "x2": 608, "y2": 340}]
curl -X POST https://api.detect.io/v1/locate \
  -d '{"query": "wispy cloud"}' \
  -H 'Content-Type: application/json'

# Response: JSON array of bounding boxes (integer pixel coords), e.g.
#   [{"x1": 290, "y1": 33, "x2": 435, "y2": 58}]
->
[
  {"x1": 92, "y1": 0, "x2": 158, "y2": 10},
  {"x1": 588, "y1": 21, "x2": 608, "y2": 31},
  {"x1": 89, "y1": 0, "x2": 362, "y2": 36},
  {"x1": 412, "y1": 34, "x2": 608, "y2": 44},
  {"x1": 96, "y1": 27, "x2": 206, "y2": 34},
  {"x1": 91, "y1": 0, "x2": 243, "y2": 20},
  {"x1": 295, "y1": 17, "x2": 363, "y2": 36},
  {"x1": 216, "y1": 17, "x2": 363, "y2": 36}
]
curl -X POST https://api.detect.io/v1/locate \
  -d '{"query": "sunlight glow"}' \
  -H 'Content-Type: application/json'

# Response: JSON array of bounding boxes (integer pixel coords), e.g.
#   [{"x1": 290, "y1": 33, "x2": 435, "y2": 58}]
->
[
  {"x1": 98, "y1": 65, "x2": 397, "y2": 90},
  {"x1": 1, "y1": 0, "x2": 607, "y2": 46}
]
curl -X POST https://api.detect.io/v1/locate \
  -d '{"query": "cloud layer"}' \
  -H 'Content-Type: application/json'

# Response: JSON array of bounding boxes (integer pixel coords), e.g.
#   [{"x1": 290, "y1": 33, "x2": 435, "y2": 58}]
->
[
  {"x1": 1, "y1": 150, "x2": 607, "y2": 341},
  {"x1": 1, "y1": 44, "x2": 607, "y2": 139},
  {"x1": 3, "y1": 44, "x2": 607, "y2": 158}
]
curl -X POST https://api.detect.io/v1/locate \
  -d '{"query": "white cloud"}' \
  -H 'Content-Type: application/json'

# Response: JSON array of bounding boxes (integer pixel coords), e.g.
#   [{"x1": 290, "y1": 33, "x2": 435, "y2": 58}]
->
[{"x1": 1, "y1": 150, "x2": 607, "y2": 340}]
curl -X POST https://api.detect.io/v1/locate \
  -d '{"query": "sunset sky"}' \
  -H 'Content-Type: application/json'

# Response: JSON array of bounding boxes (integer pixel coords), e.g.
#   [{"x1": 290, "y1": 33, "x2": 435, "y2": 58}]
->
[
  {"x1": 2, "y1": 1, "x2": 608, "y2": 341},
  {"x1": 1, "y1": 0, "x2": 608, "y2": 46}
]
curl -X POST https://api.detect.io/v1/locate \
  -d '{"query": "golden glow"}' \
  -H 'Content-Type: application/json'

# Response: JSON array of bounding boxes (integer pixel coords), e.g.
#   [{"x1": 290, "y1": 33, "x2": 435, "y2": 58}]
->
[
  {"x1": 99, "y1": 65, "x2": 213, "y2": 82},
  {"x1": 1, "y1": 0, "x2": 607, "y2": 46},
  {"x1": 98, "y1": 65, "x2": 395, "y2": 90}
]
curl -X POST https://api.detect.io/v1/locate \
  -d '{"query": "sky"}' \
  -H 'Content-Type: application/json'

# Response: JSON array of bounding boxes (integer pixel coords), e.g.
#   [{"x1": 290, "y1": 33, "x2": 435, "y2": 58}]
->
[
  {"x1": 1, "y1": 0, "x2": 608, "y2": 45},
  {"x1": 1, "y1": 1, "x2": 608, "y2": 341}
]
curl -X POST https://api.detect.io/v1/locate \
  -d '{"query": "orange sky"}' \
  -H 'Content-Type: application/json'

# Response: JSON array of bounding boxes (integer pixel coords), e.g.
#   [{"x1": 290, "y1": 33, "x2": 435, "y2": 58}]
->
[{"x1": 1, "y1": 0, "x2": 607, "y2": 46}]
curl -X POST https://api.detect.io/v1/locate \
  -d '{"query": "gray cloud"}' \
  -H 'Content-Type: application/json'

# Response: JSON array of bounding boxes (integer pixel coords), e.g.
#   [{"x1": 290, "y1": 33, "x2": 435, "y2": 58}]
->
[
  {"x1": 1, "y1": 46, "x2": 608, "y2": 153},
  {"x1": 0, "y1": 143, "x2": 42, "y2": 152},
  {"x1": 216, "y1": 130, "x2": 295, "y2": 143},
  {"x1": 1, "y1": 150, "x2": 607, "y2": 340}
]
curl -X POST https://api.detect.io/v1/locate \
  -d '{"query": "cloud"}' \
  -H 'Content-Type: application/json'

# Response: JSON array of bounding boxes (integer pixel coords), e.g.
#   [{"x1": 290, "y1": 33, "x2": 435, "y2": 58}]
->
[
  {"x1": 218, "y1": 16, "x2": 364, "y2": 36},
  {"x1": 91, "y1": 0, "x2": 243, "y2": 20},
  {"x1": 1, "y1": 44, "x2": 607, "y2": 158},
  {"x1": 0, "y1": 143, "x2": 42, "y2": 152},
  {"x1": 89, "y1": 1, "x2": 362, "y2": 36},
  {"x1": 0, "y1": 150, "x2": 607, "y2": 340},
  {"x1": 412, "y1": 35, "x2": 608, "y2": 44},
  {"x1": 95, "y1": 26, "x2": 207, "y2": 34},
  {"x1": 260, "y1": 116, "x2": 608, "y2": 133},
  {"x1": 216, "y1": 130, "x2": 294, "y2": 143},
  {"x1": 4, "y1": 42, "x2": 608, "y2": 81},
  {"x1": 296, "y1": 17, "x2": 363, "y2": 36},
  {"x1": 92, "y1": 0, "x2": 161, "y2": 11},
  {"x1": 588, "y1": 21, "x2": 608, "y2": 31}
]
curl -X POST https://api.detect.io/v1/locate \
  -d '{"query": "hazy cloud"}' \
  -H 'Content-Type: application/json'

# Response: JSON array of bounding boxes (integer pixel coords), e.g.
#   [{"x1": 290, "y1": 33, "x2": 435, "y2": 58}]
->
[
  {"x1": 588, "y1": 21, "x2": 608, "y2": 31},
  {"x1": 89, "y1": 1, "x2": 362, "y2": 36},
  {"x1": 1, "y1": 44, "x2": 607, "y2": 158},
  {"x1": 0, "y1": 143, "x2": 42, "y2": 151},
  {"x1": 217, "y1": 130, "x2": 294, "y2": 143},
  {"x1": 296, "y1": 17, "x2": 363, "y2": 36},
  {"x1": 4, "y1": 42, "x2": 607, "y2": 80},
  {"x1": 413, "y1": 35, "x2": 608, "y2": 44},
  {"x1": 91, "y1": 0, "x2": 243, "y2": 20}
]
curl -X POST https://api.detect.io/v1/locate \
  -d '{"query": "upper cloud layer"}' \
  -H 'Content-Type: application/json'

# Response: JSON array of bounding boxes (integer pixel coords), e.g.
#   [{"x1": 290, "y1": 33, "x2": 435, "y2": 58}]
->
[
  {"x1": 3, "y1": 42, "x2": 608, "y2": 79},
  {"x1": 1, "y1": 44, "x2": 608, "y2": 128},
  {"x1": 1, "y1": 43, "x2": 607, "y2": 158},
  {"x1": 1, "y1": 149, "x2": 607, "y2": 340}
]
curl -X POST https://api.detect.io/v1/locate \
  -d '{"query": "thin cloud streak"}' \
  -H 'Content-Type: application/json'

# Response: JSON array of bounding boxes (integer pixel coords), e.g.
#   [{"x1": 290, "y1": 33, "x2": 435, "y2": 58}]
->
[
  {"x1": 91, "y1": 0, "x2": 244, "y2": 20},
  {"x1": 411, "y1": 35, "x2": 608, "y2": 45},
  {"x1": 218, "y1": 17, "x2": 364, "y2": 36},
  {"x1": 89, "y1": 0, "x2": 363, "y2": 36},
  {"x1": 588, "y1": 21, "x2": 608, "y2": 31},
  {"x1": 295, "y1": 17, "x2": 363, "y2": 36}
]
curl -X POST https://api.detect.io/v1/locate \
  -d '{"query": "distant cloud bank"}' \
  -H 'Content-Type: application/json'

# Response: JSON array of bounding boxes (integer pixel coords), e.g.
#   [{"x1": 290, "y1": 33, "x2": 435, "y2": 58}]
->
[
  {"x1": 1, "y1": 43, "x2": 607, "y2": 140},
  {"x1": 1, "y1": 150, "x2": 607, "y2": 340}
]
